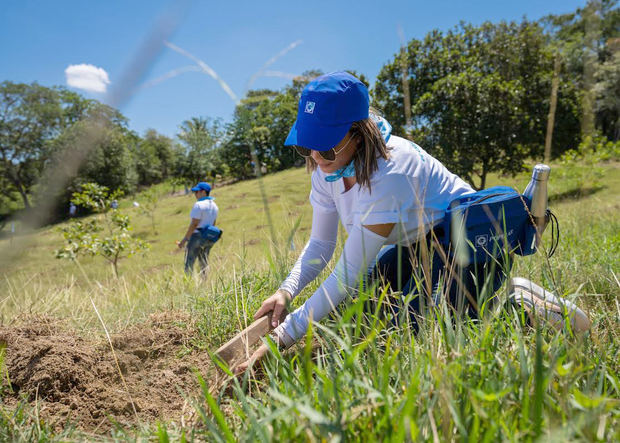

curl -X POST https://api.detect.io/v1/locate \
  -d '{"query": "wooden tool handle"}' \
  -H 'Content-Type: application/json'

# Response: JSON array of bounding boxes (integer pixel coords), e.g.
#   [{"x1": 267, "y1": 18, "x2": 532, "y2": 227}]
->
[{"x1": 214, "y1": 311, "x2": 284, "y2": 365}]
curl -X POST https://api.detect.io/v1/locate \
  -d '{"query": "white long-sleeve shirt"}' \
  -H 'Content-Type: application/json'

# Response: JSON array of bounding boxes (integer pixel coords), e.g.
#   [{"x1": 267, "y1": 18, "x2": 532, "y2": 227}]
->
[{"x1": 274, "y1": 132, "x2": 473, "y2": 346}]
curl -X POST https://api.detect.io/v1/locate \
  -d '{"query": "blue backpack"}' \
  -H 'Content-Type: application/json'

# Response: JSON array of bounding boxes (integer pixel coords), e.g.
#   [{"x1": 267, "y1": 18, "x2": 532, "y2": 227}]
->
[
  {"x1": 199, "y1": 225, "x2": 223, "y2": 242},
  {"x1": 436, "y1": 186, "x2": 537, "y2": 263}
]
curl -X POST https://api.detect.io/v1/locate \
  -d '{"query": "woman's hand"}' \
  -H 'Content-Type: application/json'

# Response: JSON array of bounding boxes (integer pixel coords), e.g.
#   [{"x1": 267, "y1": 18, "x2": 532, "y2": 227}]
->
[
  {"x1": 234, "y1": 289, "x2": 292, "y2": 375},
  {"x1": 233, "y1": 343, "x2": 270, "y2": 376},
  {"x1": 254, "y1": 289, "x2": 291, "y2": 327}
]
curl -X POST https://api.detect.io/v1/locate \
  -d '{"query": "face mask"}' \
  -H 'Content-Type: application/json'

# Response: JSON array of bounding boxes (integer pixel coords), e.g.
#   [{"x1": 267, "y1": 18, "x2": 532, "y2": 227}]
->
[{"x1": 325, "y1": 160, "x2": 355, "y2": 182}]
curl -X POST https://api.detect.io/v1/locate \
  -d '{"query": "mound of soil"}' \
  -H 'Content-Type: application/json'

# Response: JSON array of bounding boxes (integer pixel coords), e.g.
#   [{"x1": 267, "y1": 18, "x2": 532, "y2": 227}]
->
[{"x1": 0, "y1": 312, "x2": 220, "y2": 432}]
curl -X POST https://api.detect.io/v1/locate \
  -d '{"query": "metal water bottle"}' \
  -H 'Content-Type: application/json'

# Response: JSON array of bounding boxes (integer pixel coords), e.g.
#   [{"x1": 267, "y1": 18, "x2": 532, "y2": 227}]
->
[{"x1": 523, "y1": 164, "x2": 551, "y2": 239}]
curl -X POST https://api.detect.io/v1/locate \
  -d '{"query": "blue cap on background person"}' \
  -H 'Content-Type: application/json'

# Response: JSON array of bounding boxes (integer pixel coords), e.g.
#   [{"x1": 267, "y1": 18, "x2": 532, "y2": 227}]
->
[
  {"x1": 191, "y1": 182, "x2": 211, "y2": 192},
  {"x1": 284, "y1": 71, "x2": 369, "y2": 152}
]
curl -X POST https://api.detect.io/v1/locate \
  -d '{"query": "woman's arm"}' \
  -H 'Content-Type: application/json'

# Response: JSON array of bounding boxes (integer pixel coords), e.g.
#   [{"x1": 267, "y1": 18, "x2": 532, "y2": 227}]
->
[
  {"x1": 254, "y1": 207, "x2": 339, "y2": 329},
  {"x1": 279, "y1": 207, "x2": 339, "y2": 297},
  {"x1": 274, "y1": 223, "x2": 393, "y2": 346},
  {"x1": 235, "y1": 222, "x2": 394, "y2": 374}
]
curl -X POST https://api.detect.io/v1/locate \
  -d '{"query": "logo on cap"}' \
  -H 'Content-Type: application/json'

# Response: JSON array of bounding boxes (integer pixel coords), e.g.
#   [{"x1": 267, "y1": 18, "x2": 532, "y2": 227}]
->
[{"x1": 304, "y1": 101, "x2": 315, "y2": 114}]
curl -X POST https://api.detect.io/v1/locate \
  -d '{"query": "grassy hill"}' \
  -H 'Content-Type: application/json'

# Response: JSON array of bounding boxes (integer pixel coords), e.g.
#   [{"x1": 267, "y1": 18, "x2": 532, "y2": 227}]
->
[
  {"x1": 0, "y1": 160, "x2": 618, "y2": 440},
  {"x1": 0, "y1": 167, "x2": 314, "y2": 332}
]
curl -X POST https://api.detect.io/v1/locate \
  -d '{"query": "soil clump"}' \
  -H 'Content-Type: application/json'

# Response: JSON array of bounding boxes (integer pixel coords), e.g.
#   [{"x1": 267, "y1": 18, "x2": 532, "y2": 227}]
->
[{"x1": 0, "y1": 312, "x2": 216, "y2": 433}]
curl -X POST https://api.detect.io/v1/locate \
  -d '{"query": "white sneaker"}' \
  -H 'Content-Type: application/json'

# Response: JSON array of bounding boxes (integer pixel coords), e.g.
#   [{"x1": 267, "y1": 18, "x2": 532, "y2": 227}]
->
[{"x1": 509, "y1": 277, "x2": 591, "y2": 333}]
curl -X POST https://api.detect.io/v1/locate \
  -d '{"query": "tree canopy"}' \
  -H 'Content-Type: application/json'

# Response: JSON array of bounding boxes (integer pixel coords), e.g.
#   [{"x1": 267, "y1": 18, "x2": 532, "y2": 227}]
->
[
  {"x1": 373, "y1": 20, "x2": 582, "y2": 188},
  {"x1": 0, "y1": 82, "x2": 91, "y2": 209},
  {"x1": 1, "y1": 2, "x2": 617, "y2": 223}
]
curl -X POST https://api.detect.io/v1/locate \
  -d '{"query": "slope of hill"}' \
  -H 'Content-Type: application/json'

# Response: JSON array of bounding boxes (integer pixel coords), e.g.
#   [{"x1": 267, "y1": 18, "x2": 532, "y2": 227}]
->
[{"x1": 0, "y1": 161, "x2": 618, "y2": 440}]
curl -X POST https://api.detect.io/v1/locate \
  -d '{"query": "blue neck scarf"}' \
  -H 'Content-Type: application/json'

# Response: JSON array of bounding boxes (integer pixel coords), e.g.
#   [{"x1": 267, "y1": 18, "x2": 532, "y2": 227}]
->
[
  {"x1": 198, "y1": 196, "x2": 214, "y2": 201},
  {"x1": 325, "y1": 160, "x2": 356, "y2": 182},
  {"x1": 324, "y1": 114, "x2": 392, "y2": 182}
]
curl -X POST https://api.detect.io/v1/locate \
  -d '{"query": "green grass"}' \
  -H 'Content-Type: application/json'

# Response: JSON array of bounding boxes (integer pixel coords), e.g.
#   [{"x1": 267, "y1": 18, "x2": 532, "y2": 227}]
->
[
  {"x1": 0, "y1": 160, "x2": 618, "y2": 440},
  {"x1": 0, "y1": 168, "x2": 313, "y2": 332}
]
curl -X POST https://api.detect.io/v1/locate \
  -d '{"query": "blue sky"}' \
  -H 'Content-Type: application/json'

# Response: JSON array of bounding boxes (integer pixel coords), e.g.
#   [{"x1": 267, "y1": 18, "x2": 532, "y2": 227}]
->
[{"x1": 0, "y1": 0, "x2": 586, "y2": 138}]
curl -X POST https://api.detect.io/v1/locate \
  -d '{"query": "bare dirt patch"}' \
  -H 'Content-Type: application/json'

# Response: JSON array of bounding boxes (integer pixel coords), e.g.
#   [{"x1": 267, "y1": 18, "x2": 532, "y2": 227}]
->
[{"x1": 0, "y1": 312, "x2": 218, "y2": 433}]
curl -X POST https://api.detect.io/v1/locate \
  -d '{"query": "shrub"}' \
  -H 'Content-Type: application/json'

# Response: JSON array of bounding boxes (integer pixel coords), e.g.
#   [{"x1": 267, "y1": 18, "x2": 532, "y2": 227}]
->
[
  {"x1": 55, "y1": 183, "x2": 149, "y2": 277},
  {"x1": 558, "y1": 135, "x2": 619, "y2": 191}
]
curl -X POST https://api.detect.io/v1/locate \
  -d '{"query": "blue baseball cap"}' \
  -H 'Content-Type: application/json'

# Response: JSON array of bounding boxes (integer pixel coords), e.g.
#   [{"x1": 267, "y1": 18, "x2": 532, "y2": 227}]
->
[
  {"x1": 284, "y1": 71, "x2": 369, "y2": 151},
  {"x1": 191, "y1": 182, "x2": 211, "y2": 192}
]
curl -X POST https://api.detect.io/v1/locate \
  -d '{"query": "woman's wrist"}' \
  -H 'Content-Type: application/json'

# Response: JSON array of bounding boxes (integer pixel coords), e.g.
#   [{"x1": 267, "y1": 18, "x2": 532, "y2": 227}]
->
[
  {"x1": 278, "y1": 284, "x2": 295, "y2": 299},
  {"x1": 270, "y1": 326, "x2": 295, "y2": 349},
  {"x1": 277, "y1": 288, "x2": 292, "y2": 299}
]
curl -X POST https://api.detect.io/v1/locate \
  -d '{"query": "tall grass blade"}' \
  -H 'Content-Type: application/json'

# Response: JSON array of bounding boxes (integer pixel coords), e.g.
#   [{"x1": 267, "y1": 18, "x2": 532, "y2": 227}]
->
[
  {"x1": 196, "y1": 372, "x2": 235, "y2": 442},
  {"x1": 532, "y1": 326, "x2": 545, "y2": 438}
]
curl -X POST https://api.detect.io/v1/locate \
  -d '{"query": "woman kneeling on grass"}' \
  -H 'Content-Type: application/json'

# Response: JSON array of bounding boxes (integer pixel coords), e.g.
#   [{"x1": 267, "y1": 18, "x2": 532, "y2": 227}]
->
[{"x1": 236, "y1": 71, "x2": 589, "y2": 373}]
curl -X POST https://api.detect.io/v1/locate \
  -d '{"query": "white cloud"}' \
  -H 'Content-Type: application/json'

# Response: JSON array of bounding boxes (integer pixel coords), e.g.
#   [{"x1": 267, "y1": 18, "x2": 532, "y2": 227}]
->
[{"x1": 65, "y1": 64, "x2": 110, "y2": 93}]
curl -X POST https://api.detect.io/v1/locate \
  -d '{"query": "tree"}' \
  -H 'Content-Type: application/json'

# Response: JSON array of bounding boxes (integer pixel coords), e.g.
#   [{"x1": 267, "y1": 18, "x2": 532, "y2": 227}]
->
[
  {"x1": 543, "y1": 0, "x2": 620, "y2": 141},
  {"x1": 594, "y1": 38, "x2": 620, "y2": 140},
  {"x1": 0, "y1": 83, "x2": 139, "y2": 222},
  {"x1": 176, "y1": 117, "x2": 225, "y2": 183},
  {"x1": 39, "y1": 102, "x2": 139, "y2": 222},
  {"x1": 219, "y1": 71, "x2": 321, "y2": 179},
  {"x1": 0, "y1": 83, "x2": 95, "y2": 211},
  {"x1": 221, "y1": 90, "x2": 287, "y2": 179},
  {"x1": 0, "y1": 82, "x2": 64, "y2": 209},
  {"x1": 373, "y1": 20, "x2": 582, "y2": 186},
  {"x1": 55, "y1": 183, "x2": 149, "y2": 277},
  {"x1": 132, "y1": 129, "x2": 177, "y2": 186},
  {"x1": 414, "y1": 70, "x2": 528, "y2": 189},
  {"x1": 79, "y1": 125, "x2": 139, "y2": 193},
  {"x1": 138, "y1": 187, "x2": 160, "y2": 233}
]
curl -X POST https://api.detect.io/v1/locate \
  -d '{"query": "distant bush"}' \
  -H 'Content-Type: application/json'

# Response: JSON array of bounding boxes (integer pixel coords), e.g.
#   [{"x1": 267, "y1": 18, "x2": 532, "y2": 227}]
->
[
  {"x1": 558, "y1": 135, "x2": 619, "y2": 191},
  {"x1": 560, "y1": 135, "x2": 620, "y2": 163}
]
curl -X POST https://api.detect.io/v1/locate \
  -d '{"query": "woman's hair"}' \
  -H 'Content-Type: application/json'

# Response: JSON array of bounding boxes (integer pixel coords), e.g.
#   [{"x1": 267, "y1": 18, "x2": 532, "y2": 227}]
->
[{"x1": 304, "y1": 109, "x2": 390, "y2": 192}]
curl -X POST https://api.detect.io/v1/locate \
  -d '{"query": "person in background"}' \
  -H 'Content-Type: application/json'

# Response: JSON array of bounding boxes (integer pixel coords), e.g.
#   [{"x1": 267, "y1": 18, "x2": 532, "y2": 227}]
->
[
  {"x1": 69, "y1": 202, "x2": 77, "y2": 217},
  {"x1": 177, "y1": 181, "x2": 219, "y2": 276}
]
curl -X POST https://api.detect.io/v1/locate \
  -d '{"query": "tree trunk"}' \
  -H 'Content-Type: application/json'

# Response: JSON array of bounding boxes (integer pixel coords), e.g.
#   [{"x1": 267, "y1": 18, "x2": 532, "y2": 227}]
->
[
  {"x1": 17, "y1": 186, "x2": 31, "y2": 209},
  {"x1": 544, "y1": 54, "x2": 561, "y2": 163},
  {"x1": 8, "y1": 171, "x2": 32, "y2": 209},
  {"x1": 479, "y1": 160, "x2": 488, "y2": 190},
  {"x1": 398, "y1": 25, "x2": 412, "y2": 138},
  {"x1": 581, "y1": 1, "x2": 601, "y2": 139}
]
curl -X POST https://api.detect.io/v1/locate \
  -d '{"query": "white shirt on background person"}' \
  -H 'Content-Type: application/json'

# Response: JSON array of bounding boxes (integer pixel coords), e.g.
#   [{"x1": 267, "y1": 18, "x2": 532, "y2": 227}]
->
[{"x1": 190, "y1": 197, "x2": 218, "y2": 233}]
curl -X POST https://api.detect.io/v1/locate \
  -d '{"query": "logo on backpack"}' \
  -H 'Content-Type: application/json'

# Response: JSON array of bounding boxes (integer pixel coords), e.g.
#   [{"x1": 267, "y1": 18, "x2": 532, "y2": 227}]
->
[
  {"x1": 439, "y1": 186, "x2": 539, "y2": 262},
  {"x1": 304, "y1": 101, "x2": 315, "y2": 114},
  {"x1": 475, "y1": 234, "x2": 489, "y2": 248}
]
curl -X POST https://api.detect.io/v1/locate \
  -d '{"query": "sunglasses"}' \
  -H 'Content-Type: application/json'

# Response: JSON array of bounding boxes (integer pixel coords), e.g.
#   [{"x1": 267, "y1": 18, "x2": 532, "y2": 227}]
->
[{"x1": 293, "y1": 135, "x2": 355, "y2": 162}]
